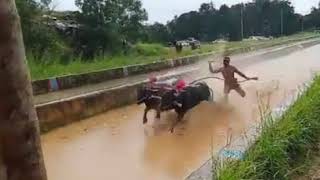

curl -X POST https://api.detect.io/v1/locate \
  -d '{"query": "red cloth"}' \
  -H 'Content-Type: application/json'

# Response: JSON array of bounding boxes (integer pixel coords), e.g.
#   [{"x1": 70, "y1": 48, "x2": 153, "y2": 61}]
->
[
  {"x1": 149, "y1": 76, "x2": 158, "y2": 83},
  {"x1": 148, "y1": 77, "x2": 186, "y2": 91},
  {"x1": 176, "y1": 79, "x2": 186, "y2": 91}
]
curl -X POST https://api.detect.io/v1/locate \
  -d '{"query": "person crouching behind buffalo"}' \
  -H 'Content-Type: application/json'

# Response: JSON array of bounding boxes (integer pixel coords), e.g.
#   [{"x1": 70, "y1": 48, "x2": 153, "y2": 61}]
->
[
  {"x1": 208, "y1": 56, "x2": 258, "y2": 101},
  {"x1": 147, "y1": 76, "x2": 186, "y2": 92}
]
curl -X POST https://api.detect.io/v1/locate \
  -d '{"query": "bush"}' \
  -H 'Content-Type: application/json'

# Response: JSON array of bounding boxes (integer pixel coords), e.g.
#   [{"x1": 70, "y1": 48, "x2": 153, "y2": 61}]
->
[{"x1": 131, "y1": 43, "x2": 169, "y2": 56}]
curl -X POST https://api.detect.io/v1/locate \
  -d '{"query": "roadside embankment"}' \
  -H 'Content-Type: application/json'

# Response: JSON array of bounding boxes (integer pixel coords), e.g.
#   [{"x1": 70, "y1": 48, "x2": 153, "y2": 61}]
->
[
  {"x1": 32, "y1": 55, "x2": 200, "y2": 95},
  {"x1": 215, "y1": 76, "x2": 320, "y2": 180}
]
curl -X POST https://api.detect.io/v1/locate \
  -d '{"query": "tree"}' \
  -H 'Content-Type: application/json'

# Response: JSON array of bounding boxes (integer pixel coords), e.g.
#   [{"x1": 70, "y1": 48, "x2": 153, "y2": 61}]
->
[
  {"x1": 75, "y1": 0, "x2": 147, "y2": 58},
  {"x1": 0, "y1": 1, "x2": 47, "y2": 180},
  {"x1": 15, "y1": 0, "x2": 40, "y2": 47},
  {"x1": 165, "y1": 0, "x2": 302, "y2": 42},
  {"x1": 145, "y1": 23, "x2": 171, "y2": 43},
  {"x1": 40, "y1": 0, "x2": 52, "y2": 10},
  {"x1": 199, "y1": 2, "x2": 215, "y2": 14},
  {"x1": 304, "y1": 1, "x2": 320, "y2": 30},
  {"x1": 16, "y1": 0, "x2": 63, "y2": 61},
  {"x1": 169, "y1": 11, "x2": 202, "y2": 40},
  {"x1": 198, "y1": 3, "x2": 218, "y2": 41}
]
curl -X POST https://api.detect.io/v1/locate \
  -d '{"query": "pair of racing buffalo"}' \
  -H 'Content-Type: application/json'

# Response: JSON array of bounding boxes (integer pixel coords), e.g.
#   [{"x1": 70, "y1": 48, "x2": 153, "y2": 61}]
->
[{"x1": 137, "y1": 81, "x2": 213, "y2": 132}]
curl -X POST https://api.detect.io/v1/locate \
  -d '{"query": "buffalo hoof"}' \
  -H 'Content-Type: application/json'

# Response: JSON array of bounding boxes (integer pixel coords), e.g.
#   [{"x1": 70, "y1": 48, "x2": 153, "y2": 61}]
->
[
  {"x1": 170, "y1": 128, "x2": 175, "y2": 133},
  {"x1": 143, "y1": 119, "x2": 148, "y2": 124}
]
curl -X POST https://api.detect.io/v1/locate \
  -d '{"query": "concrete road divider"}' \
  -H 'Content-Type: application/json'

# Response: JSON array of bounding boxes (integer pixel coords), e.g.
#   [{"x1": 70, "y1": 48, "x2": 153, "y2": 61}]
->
[{"x1": 32, "y1": 56, "x2": 200, "y2": 95}]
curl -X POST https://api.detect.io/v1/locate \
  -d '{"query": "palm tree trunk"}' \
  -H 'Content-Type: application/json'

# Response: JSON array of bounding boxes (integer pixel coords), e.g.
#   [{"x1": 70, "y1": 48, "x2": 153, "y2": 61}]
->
[{"x1": 0, "y1": 1, "x2": 47, "y2": 180}]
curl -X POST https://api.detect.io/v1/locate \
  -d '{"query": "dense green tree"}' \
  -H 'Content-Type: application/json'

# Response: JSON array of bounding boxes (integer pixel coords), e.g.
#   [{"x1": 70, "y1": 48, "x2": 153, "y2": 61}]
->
[
  {"x1": 16, "y1": 0, "x2": 320, "y2": 62},
  {"x1": 16, "y1": 0, "x2": 63, "y2": 60},
  {"x1": 145, "y1": 23, "x2": 171, "y2": 43},
  {"x1": 161, "y1": 0, "x2": 304, "y2": 42},
  {"x1": 75, "y1": 0, "x2": 147, "y2": 58},
  {"x1": 16, "y1": 0, "x2": 40, "y2": 48},
  {"x1": 305, "y1": 2, "x2": 320, "y2": 30},
  {"x1": 198, "y1": 3, "x2": 218, "y2": 41}
]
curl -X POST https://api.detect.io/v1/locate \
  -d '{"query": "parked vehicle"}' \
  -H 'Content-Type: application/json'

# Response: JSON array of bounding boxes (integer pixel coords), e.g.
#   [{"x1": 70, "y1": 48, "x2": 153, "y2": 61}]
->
[
  {"x1": 187, "y1": 37, "x2": 201, "y2": 49},
  {"x1": 177, "y1": 41, "x2": 190, "y2": 47}
]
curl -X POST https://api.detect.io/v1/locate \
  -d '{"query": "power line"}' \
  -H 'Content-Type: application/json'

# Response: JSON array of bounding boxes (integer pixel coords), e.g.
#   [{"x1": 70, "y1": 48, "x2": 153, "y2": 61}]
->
[
  {"x1": 241, "y1": 4, "x2": 244, "y2": 40},
  {"x1": 301, "y1": 17, "x2": 304, "y2": 32}
]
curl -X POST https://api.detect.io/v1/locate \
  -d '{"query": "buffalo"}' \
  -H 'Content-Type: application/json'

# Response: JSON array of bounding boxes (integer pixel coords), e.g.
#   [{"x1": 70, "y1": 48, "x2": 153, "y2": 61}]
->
[
  {"x1": 162, "y1": 82, "x2": 213, "y2": 132},
  {"x1": 137, "y1": 86, "x2": 173, "y2": 124},
  {"x1": 137, "y1": 82, "x2": 213, "y2": 132}
]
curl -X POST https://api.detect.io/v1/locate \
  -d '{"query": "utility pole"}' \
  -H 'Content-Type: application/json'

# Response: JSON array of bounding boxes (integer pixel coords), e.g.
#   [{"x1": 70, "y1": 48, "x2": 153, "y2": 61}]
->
[
  {"x1": 280, "y1": 8, "x2": 284, "y2": 36},
  {"x1": 301, "y1": 17, "x2": 304, "y2": 32},
  {"x1": 241, "y1": 4, "x2": 244, "y2": 40}
]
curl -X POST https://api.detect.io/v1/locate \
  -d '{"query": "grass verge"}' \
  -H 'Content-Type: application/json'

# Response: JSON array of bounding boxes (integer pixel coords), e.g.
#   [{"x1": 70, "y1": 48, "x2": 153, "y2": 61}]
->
[
  {"x1": 28, "y1": 32, "x2": 319, "y2": 80},
  {"x1": 290, "y1": 144, "x2": 320, "y2": 180},
  {"x1": 216, "y1": 76, "x2": 320, "y2": 180}
]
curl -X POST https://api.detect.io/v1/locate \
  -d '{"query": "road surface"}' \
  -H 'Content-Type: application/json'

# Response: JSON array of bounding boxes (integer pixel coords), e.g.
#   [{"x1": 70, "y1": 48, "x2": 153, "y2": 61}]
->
[{"x1": 41, "y1": 43, "x2": 320, "y2": 180}]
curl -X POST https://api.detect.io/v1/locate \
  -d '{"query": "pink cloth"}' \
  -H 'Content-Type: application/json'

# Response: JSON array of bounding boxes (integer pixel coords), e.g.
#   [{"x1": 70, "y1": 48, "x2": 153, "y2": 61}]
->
[
  {"x1": 148, "y1": 77, "x2": 187, "y2": 92},
  {"x1": 149, "y1": 76, "x2": 158, "y2": 83},
  {"x1": 176, "y1": 80, "x2": 186, "y2": 91}
]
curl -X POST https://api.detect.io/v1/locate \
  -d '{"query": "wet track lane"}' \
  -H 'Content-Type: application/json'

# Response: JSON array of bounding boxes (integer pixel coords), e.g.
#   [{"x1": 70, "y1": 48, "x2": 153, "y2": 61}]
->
[{"x1": 42, "y1": 44, "x2": 320, "y2": 180}]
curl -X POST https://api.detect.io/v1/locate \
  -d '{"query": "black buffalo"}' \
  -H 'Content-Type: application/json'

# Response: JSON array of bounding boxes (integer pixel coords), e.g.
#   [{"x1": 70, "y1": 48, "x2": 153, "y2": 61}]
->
[
  {"x1": 137, "y1": 86, "x2": 174, "y2": 124},
  {"x1": 137, "y1": 82, "x2": 213, "y2": 132},
  {"x1": 161, "y1": 82, "x2": 213, "y2": 132}
]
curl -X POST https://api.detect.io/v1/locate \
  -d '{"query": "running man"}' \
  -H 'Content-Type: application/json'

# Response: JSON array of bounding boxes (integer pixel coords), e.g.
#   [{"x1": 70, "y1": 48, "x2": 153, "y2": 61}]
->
[{"x1": 209, "y1": 56, "x2": 258, "y2": 100}]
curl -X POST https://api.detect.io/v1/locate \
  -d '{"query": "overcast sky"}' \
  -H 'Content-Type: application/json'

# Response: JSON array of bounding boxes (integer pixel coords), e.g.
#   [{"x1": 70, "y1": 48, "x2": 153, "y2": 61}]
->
[{"x1": 54, "y1": 0, "x2": 320, "y2": 23}]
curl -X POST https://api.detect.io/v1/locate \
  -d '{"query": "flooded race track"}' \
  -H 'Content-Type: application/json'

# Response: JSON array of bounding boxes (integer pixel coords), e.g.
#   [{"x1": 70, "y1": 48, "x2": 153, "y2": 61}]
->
[{"x1": 42, "y1": 44, "x2": 320, "y2": 180}]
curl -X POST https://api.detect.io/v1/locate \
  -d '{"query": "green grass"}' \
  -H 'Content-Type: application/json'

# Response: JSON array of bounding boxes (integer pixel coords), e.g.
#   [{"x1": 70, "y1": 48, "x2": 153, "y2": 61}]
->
[
  {"x1": 28, "y1": 32, "x2": 319, "y2": 80},
  {"x1": 216, "y1": 76, "x2": 320, "y2": 180}
]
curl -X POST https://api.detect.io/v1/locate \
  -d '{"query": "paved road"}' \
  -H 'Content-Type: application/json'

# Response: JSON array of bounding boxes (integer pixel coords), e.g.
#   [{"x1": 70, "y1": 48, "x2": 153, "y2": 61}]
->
[{"x1": 41, "y1": 42, "x2": 320, "y2": 180}]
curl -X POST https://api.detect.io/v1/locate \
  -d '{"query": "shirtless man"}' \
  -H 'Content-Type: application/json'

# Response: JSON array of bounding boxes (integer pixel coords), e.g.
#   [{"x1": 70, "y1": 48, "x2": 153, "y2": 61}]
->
[{"x1": 209, "y1": 56, "x2": 258, "y2": 101}]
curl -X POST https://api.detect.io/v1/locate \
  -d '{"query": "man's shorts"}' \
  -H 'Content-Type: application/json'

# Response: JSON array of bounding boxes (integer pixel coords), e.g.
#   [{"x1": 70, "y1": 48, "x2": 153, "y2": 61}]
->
[{"x1": 224, "y1": 83, "x2": 241, "y2": 94}]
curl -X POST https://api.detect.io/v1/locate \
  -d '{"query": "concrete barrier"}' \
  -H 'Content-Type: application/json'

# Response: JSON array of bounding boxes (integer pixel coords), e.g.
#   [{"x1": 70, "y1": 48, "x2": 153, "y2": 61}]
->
[
  {"x1": 32, "y1": 56, "x2": 200, "y2": 95},
  {"x1": 36, "y1": 82, "x2": 141, "y2": 132},
  {"x1": 32, "y1": 67, "x2": 124, "y2": 95},
  {"x1": 32, "y1": 36, "x2": 318, "y2": 96}
]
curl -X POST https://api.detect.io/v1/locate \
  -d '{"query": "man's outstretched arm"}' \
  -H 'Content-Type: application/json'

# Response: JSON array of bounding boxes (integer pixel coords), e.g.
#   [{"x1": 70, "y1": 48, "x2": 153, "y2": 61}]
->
[{"x1": 235, "y1": 68, "x2": 250, "y2": 80}]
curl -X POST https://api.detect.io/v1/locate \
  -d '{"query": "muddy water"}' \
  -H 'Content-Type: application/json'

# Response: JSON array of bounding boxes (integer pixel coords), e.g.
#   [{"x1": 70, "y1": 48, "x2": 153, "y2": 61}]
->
[{"x1": 42, "y1": 44, "x2": 320, "y2": 180}]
